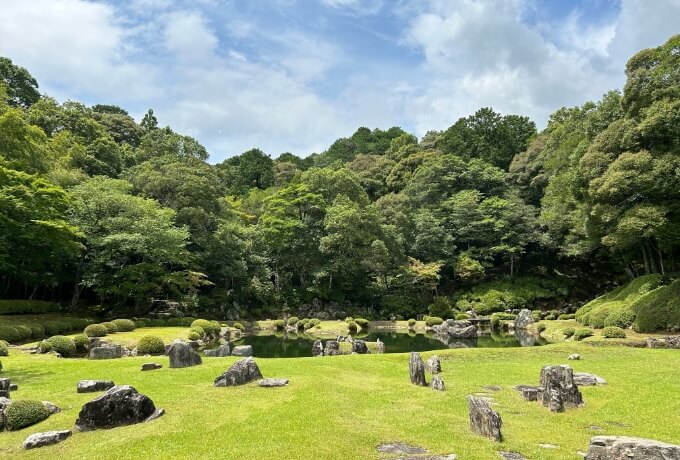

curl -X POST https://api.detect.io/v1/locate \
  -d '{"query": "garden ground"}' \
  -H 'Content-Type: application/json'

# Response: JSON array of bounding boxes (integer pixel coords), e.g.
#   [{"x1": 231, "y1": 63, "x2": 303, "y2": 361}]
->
[{"x1": 0, "y1": 340, "x2": 679, "y2": 459}]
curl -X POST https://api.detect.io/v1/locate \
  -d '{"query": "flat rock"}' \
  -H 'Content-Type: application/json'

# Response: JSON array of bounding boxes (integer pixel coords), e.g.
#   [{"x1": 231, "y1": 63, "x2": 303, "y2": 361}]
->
[
  {"x1": 214, "y1": 357, "x2": 263, "y2": 387},
  {"x1": 377, "y1": 442, "x2": 427, "y2": 455},
  {"x1": 204, "y1": 343, "x2": 231, "y2": 357},
  {"x1": 75, "y1": 385, "x2": 163, "y2": 431},
  {"x1": 77, "y1": 380, "x2": 115, "y2": 393},
  {"x1": 231, "y1": 345, "x2": 253, "y2": 357},
  {"x1": 499, "y1": 452, "x2": 527, "y2": 460},
  {"x1": 89, "y1": 345, "x2": 122, "y2": 359},
  {"x1": 538, "y1": 444, "x2": 559, "y2": 449},
  {"x1": 141, "y1": 363, "x2": 162, "y2": 371},
  {"x1": 23, "y1": 430, "x2": 72, "y2": 450},
  {"x1": 585, "y1": 436, "x2": 680, "y2": 459},
  {"x1": 569, "y1": 353, "x2": 581, "y2": 360},
  {"x1": 352, "y1": 339, "x2": 368, "y2": 354},
  {"x1": 574, "y1": 373, "x2": 607, "y2": 386},
  {"x1": 483, "y1": 385, "x2": 502, "y2": 392},
  {"x1": 168, "y1": 340, "x2": 202, "y2": 368},
  {"x1": 258, "y1": 378, "x2": 289, "y2": 387}
]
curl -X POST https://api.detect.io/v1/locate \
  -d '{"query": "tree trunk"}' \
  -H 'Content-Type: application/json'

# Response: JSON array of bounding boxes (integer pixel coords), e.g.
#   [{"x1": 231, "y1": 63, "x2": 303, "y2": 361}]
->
[{"x1": 641, "y1": 245, "x2": 650, "y2": 275}]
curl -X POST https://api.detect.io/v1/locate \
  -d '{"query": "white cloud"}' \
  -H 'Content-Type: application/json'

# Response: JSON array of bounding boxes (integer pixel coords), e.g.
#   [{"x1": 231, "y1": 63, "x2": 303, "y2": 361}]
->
[
  {"x1": 321, "y1": 0, "x2": 384, "y2": 15},
  {"x1": 163, "y1": 11, "x2": 219, "y2": 62}
]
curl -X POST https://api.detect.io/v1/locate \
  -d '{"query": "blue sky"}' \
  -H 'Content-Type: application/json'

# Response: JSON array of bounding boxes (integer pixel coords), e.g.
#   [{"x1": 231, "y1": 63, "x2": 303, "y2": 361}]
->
[{"x1": 1, "y1": 0, "x2": 678, "y2": 162}]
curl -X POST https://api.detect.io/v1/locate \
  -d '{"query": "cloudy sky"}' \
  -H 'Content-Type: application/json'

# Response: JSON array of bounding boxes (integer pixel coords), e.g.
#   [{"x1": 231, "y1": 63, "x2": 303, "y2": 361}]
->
[{"x1": 1, "y1": 0, "x2": 678, "y2": 162}]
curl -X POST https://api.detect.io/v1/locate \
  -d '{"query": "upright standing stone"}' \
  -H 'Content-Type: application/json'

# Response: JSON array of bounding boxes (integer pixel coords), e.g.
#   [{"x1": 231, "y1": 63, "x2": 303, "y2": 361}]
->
[
  {"x1": 539, "y1": 365, "x2": 583, "y2": 410},
  {"x1": 89, "y1": 345, "x2": 122, "y2": 360},
  {"x1": 0, "y1": 378, "x2": 10, "y2": 398},
  {"x1": 585, "y1": 436, "x2": 680, "y2": 459},
  {"x1": 431, "y1": 374, "x2": 446, "y2": 391},
  {"x1": 427, "y1": 355, "x2": 442, "y2": 374},
  {"x1": 467, "y1": 396, "x2": 503, "y2": 442},
  {"x1": 409, "y1": 352, "x2": 427, "y2": 386},
  {"x1": 312, "y1": 340, "x2": 323, "y2": 357},
  {"x1": 168, "y1": 340, "x2": 202, "y2": 368},
  {"x1": 515, "y1": 309, "x2": 534, "y2": 329},
  {"x1": 376, "y1": 338, "x2": 385, "y2": 354}
]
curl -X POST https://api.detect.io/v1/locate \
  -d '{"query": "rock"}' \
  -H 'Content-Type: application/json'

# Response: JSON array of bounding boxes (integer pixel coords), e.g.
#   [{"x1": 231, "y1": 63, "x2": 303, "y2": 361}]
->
[
  {"x1": 427, "y1": 355, "x2": 442, "y2": 374},
  {"x1": 540, "y1": 365, "x2": 583, "y2": 410},
  {"x1": 515, "y1": 309, "x2": 534, "y2": 329},
  {"x1": 499, "y1": 452, "x2": 528, "y2": 460},
  {"x1": 467, "y1": 396, "x2": 503, "y2": 442},
  {"x1": 187, "y1": 340, "x2": 200, "y2": 350},
  {"x1": 214, "y1": 357, "x2": 263, "y2": 387},
  {"x1": 568, "y1": 353, "x2": 581, "y2": 360},
  {"x1": 89, "y1": 345, "x2": 122, "y2": 360},
  {"x1": 646, "y1": 336, "x2": 680, "y2": 349},
  {"x1": 75, "y1": 385, "x2": 163, "y2": 431},
  {"x1": 431, "y1": 374, "x2": 446, "y2": 391},
  {"x1": 168, "y1": 340, "x2": 202, "y2": 368},
  {"x1": 9, "y1": 383, "x2": 18, "y2": 391},
  {"x1": 0, "y1": 378, "x2": 10, "y2": 398},
  {"x1": 434, "y1": 320, "x2": 477, "y2": 342},
  {"x1": 204, "y1": 343, "x2": 231, "y2": 357},
  {"x1": 77, "y1": 380, "x2": 115, "y2": 393},
  {"x1": 41, "y1": 401, "x2": 61, "y2": 415},
  {"x1": 352, "y1": 339, "x2": 368, "y2": 354},
  {"x1": 574, "y1": 373, "x2": 607, "y2": 386},
  {"x1": 141, "y1": 363, "x2": 162, "y2": 371},
  {"x1": 312, "y1": 340, "x2": 323, "y2": 357},
  {"x1": 585, "y1": 436, "x2": 680, "y2": 459},
  {"x1": 23, "y1": 430, "x2": 72, "y2": 450},
  {"x1": 548, "y1": 388, "x2": 564, "y2": 412},
  {"x1": 324, "y1": 340, "x2": 340, "y2": 356},
  {"x1": 483, "y1": 385, "x2": 502, "y2": 392},
  {"x1": 376, "y1": 339, "x2": 385, "y2": 354},
  {"x1": 521, "y1": 387, "x2": 539, "y2": 401},
  {"x1": 409, "y1": 352, "x2": 427, "y2": 386},
  {"x1": 88, "y1": 337, "x2": 101, "y2": 349},
  {"x1": 231, "y1": 345, "x2": 253, "y2": 357},
  {"x1": 258, "y1": 378, "x2": 289, "y2": 387},
  {"x1": 377, "y1": 443, "x2": 428, "y2": 455}
]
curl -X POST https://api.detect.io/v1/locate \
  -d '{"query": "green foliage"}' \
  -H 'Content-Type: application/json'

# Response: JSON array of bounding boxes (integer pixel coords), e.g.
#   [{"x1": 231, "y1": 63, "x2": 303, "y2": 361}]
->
[
  {"x1": 191, "y1": 319, "x2": 218, "y2": 335},
  {"x1": 632, "y1": 280, "x2": 680, "y2": 332},
  {"x1": 0, "y1": 326, "x2": 21, "y2": 343},
  {"x1": 111, "y1": 319, "x2": 135, "y2": 332},
  {"x1": 455, "y1": 313, "x2": 471, "y2": 320},
  {"x1": 425, "y1": 317, "x2": 443, "y2": 327},
  {"x1": 38, "y1": 340, "x2": 52, "y2": 353},
  {"x1": 42, "y1": 321, "x2": 68, "y2": 336},
  {"x1": 347, "y1": 321, "x2": 358, "y2": 332},
  {"x1": 602, "y1": 326, "x2": 627, "y2": 338},
  {"x1": 189, "y1": 326, "x2": 205, "y2": 338},
  {"x1": 537, "y1": 323, "x2": 547, "y2": 333},
  {"x1": 428, "y1": 297, "x2": 452, "y2": 319},
  {"x1": 84, "y1": 324, "x2": 108, "y2": 338},
  {"x1": 187, "y1": 331, "x2": 201, "y2": 341},
  {"x1": 407, "y1": 318, "x2": 416, "y2": 326},
  {"x1": 562, "y1": 327, "x2": 576, "y2": 338},
  {"x1": 558, "y1": 314, "x2": 575, "y2": 320},
  {"x1": 354, "y1": 318, "x2": 369, "y2": 329},
  {"x1": 46, "y1": 335, "x2": 76, "y2": 357},
  {"x1": 136, "y1": 335, "x2": 165, "y2": 354},
  {"x1": 287, "y1": 316, "x2": 299, "y2": 325},
  {"x1": 0, "y1": 341, "x2": 8, "y2": 356},
  {"x1": 27, "y1": 323, "x2": 45, "y2": 339},
  {"x1": 4, "y1": 400, "x2": 50, "y2": 431},
  {"x1": 101, "y1": 322, "x2": 118, "y2": 334},
  {"x1": 573, "y1": 328, "x2": 594, "y2": 341},
  {"x1": 73, "y1": 334, "x2": 89, "y2": 350},
  {"x1": 274, "y1": 319, "x2": 285, "y2": 330},
  {"x1": 0, "y1": 300, "x2": 58, "y2": 315},
  {"x1": 150, "y1": 319, "x2": 167, "y2": 327},
  {"x1": 233, "y1": 322, "x2": 245, "y2": 332}
]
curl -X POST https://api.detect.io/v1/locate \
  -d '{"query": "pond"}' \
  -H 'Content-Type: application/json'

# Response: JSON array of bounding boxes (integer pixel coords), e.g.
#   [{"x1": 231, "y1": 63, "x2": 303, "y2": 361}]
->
[{"x1": 232, "y1": 330, "x2": 546, "y2": 358}]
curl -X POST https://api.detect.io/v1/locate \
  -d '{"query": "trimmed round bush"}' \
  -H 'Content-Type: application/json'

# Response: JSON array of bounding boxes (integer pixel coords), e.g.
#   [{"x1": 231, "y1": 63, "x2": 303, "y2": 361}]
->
[
  {"x1": 602, "y1": 326, "x2": 627, "y2": 338},
  {"x1": 233, "y1": 322, "x2": 245, "y2": 331},
  {"x1": 150, "y1": 319, "x2": 167, "y2": 327},
  {"x1": 136, "y1": 335, "x2": 165, "y2": 354},
  {"x1": 456, "y1": 313, "x2": 471, "y2": 320},
  {"x1": 14, "y1": 325, "x2": 32, "y2": 341},
  {"x1": 562, "y1": 327, "x2": 575, "y2": 338},
  {"x1": 408, "y1": 318, "x2": 416, "y2": 327},
  {"x1": 135, "y1": 318, "x2": 152, "y2": 327},
  {"x1": 101, "y1": 322, "x2": 118, "y2": 333},
  {"x1": 344, "y1": 316, "x2": 354, "y2": 322},
  {"x1": 287, "y1": 316, "x2": 299, "y2": 325},
  {"x1": 112, "y1": 319, "x2": 135, "y2": 332},
  {"x1": 28, "y1": 323, "x2": 45, "y2": 339},
  {"x1": 310, "y1": 319, "x2": 321, "y2": 327},
  {"x1": 604, "y1": 308, "x2": 635, "y2": 328},
  {"x1": 0, "y1": 342, "x2": 8, "y2": 356},
  {"x1": 537, "y1": 323, "x2": 547, "y2": 333},
  {"x1": 84, "y1": 324, "x2": 108, "y2": 338},
  {"x1": 355, "y1": 318, "x2": 369, "y2": 329},
  {"x1": 73, "y1": 334, "x2": 89, "y2": 350},
  {"x1": 0, "y1": 339, "x2": 8, "y2": 347},
  {"x1": 187, "y1": 331, "x2": 201, "y2": 341},
  {"x1": 180, "y1": 317, "x2": 196, "y2": 327},
  {"x1": 166, "y1": 318, "x2": 182, "y2": 327},
  {"x1": 4, "y1": 400, "x2": 50, "y2": 430},
  {"x1": 558, "y1": 313, "x2": 576, "y2": 320},
  {"x1": 545, "y1": 314, "x2": 557, "y2": 321},
  {"x1": 192, "y1": 319, "x2": 218, "y2": 335},
  {"x1": 425, "y1": 316, "x2": 444, "y2": 327},
  {"x1": 134, "y1": 320, "x2": 147, "y2": 328},
  {"x1": 46, "y1": 335, "x2": 76, "y2": 357},
  {"x1": 189, "y1": 326, "x2": 205, "y2": 338},
  {"x1": 573, "y1": 328, "x2": 594, "y2": 341},
  {"x1": 0, "y1": 326, "x2": 21, "y2": 343},
  {"x1": 274, "y1": 320, "x2": 285, "y2": 330},
  {"x1": 66, "y1": 318, "x2": 92, "y2": 330},
  {"x1": 38, "y1": 341, "x2": 53, "y2": 353}
]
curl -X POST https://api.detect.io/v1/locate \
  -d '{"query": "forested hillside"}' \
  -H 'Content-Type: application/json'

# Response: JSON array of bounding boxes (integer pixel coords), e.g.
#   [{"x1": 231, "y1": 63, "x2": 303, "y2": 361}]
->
[{"x1": 0, "y1": 35, "x2": 678, "y2": 319}]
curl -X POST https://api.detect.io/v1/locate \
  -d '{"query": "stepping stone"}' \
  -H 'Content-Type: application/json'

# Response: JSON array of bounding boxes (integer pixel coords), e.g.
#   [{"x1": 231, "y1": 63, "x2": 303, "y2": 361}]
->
[
  {"x1": 431, "y1": 375, "x2": 445, "y2": 391},
  {"x1": 258, "y1": 378, "x2": 289, "y2": 387},
  {"x1": 77, "y1": 380, "x2": 115, "y2": 393},
  {"x1": 23, "y1": 430, "x2": 72, "y2": 449},
  {"x1": 573, "y1": 372, "x2": 607, "y2": 386},
  {"x1": 499, "y1": 452, "x2": 527, "y2": 460},
  {"x1": 538, "y1": 444, "x2": 559, "y2": 449},
  {"x1": 483, "y1": 385, "x2": 502, "y2": 391},
  {"x1": 377, "y1": 442, "x2": 427, "y2": 455},
  {"x1": 141, "y1": 362, "x2": 162, "y2": 371}
]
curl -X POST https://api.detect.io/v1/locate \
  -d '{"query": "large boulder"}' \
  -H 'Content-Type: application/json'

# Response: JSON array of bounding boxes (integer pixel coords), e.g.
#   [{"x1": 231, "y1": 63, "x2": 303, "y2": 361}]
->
[
  {"x1": 467, "y1": 396, "x2": 502, "y2": 442},
  {"x1": 75, "y1": 385, "x2": 164, "y2": 431},
  {"x1": 168, "y1": 340, "x2": 202, "y2": 368},
  {"x1": 77, "y1": 380, "x2": 115, "y2": 393},
  {"x1": 434, "y1": 320, "x2": 477, "y2": 342},
  {"x1": 515, "y1": 309, "x2": 534, "y2": 329},
  {"x1": 352, "y1": 340, "x2": 368, "y2": 354},
  {"x1": 204, "y1": 343, "x2": 231, "y2": 357},
  {"x1": 89, "y1": 345, "x2": 122, "y2": 360},
  {"x1": 585, "y1": 436, "x2": 680, "y2": 459},
  {"x1": 231, "y1": 345, "x2": 253, "y2": 357},
  {"x1": 214, "y1": 357, "x2": 263, "y2": 387},
  {"x1": 23, "y1": 430, "x2": 72, "y2": 450},
  {"x1": 409, "y1": 352, "x2": 427, "y2": 386},
  {"x1": 540, "y1": 365, "x2": 583, "y2": 412}
]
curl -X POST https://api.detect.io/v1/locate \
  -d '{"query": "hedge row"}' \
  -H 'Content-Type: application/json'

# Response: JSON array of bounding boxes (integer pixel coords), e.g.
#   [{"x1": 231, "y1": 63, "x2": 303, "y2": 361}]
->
[
  {"x1": 0, "y1": 300, "x2": 59, "y2": 315},
  {"x1": 0, "y1": 317, "x2": 93, "y2": 344}
]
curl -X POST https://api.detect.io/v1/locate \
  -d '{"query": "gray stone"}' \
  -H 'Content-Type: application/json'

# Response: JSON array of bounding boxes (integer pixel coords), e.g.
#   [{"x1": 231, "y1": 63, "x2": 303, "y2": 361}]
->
[
  {"x1": 434, "y1": 320, "x2": 478, "y2": 342},
  {"x1": 568, "y1": 353, "x2": 581, "y2": 360},
  {"x1": 141, "y1": 363, "x2": 162, "y2": 371},
  {"x1": 187, "y1": 340, "x2": 200, "y2": 350},
  {"x1": 483, "y1": 385, "x2": 503, "y2": 392},
  {"x1": 467, "y1": 396, "x2": 503, "y2": 442},
  {"x1": 258, "y1": 378, "x2": 289, "y2": 387},
  {"x1": 42, "y1": 401, "x2": 61, "y2": 414},
  {"x1": 548, "y1": 388, "x2": 564, "y2": 412},
  {"x1": 376, "y1": 339, "x2": 385, "y2": 354},
  {"x1": 521, "y1": 387, "x2": 539, "y2": 401},
  {"x1": 0, "y1": 378, "x2": 10, "y2": 398},
  {"x1": 324, "y1": 340, "x2": 340, "y2": 356},
  {"x1": 427, "y1": 355, "x2": 442, "y2": 374},
  {"x1": 312, "y1": 340, "x2": 323, "y2": 357},
  {"x1": 88, "y1": 337, "x2": 101, "y2": 349},
  {"x1": 77, "y1": 380, "x2": 115, "y2": 393},
  {"x1": 377, "y1": 443, "x2": 428, "y2": 455},
  {"x1": 214, "y1": 357, "x2": 263, "y2": 387},
  {"x1": 23, "y1": 430, "x2": 72, "y2": 450},
  {"x1": 409, "y1": 352, "x2": 427, "y2": 386},
  {"x1": 585, "y1": 436, "x2": 680, "y2": 459},
  {"x1": 352, "y1": 339, "x2": 368, "y2": 354},
  {"x1": 514, "y1": 309, "x2": 534, "y2": 329},
  {"x1": 231, "y1": 345, "x2": 253, "y2": 357},
  {"x1": 204, "y1": 343, "x2": 231, "y2": 357},
  {"x1": 9, "y1": 383, "x2": 17, "y2": 391},
  {"x1": 431, "y1": 374, "x2": 445, "y2": 391},
  {"x1": 540, "y1": 365, "x2": 583, "y2": 410},
  {"x1": 499, "y1": 452, "x2": 528, "y2": 460},
  {"x1": 75, "y1": 385, "x2": 163, "y2": 431},
  {"x1": 574, "y1": 373, "x2": 607, "y2": 386},
  {"x1": 168, "y1": 340, "x2": 202, "y2": 368},
  {"x1": 89, "y1": 345, "x2": 122, "y2": 360}
]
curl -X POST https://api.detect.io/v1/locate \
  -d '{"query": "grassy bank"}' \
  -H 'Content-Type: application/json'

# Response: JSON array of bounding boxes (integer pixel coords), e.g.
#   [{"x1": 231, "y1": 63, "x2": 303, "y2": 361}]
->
[{"x1": 0, "y1": 342, "x2": 679, "y2": 459}]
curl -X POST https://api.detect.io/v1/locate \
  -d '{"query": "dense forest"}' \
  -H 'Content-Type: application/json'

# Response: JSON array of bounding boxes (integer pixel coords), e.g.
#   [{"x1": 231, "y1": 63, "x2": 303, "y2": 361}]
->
[{"x1": 0, "y1": 35, "x2": 678, "y2": 320}]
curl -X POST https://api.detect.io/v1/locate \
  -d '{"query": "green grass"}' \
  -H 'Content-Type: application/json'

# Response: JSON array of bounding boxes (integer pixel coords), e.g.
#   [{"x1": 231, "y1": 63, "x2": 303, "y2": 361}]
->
[
  {"x1": 1, "y1": 342, "x2": 679, "y2": 459},
  {"x1": 537, "y1": 319, "x2": 669, "y2": 344}
]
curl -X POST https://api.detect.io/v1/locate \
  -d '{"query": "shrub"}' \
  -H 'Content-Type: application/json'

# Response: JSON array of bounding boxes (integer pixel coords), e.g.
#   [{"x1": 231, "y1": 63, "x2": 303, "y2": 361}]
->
[
  {"x1": 456, "y1": 313, "x2": 472, "y2": 321},
  {"x1": 287, "y1": 316, "x2": 299, "y2": 325},
  {"x1": 354, "y1": 318, "x2": 369, "y2": 329},
  {"x1": 545, "y1": 314, "x2": 557, "y2": 320},
  {"x1": 38, "y1": 341, "x2": 53, "y2": 353},
  {"x1": 28, "y1": 323, "x2": 45, "y2": 339},
  {"x1": 84, "y1": 324, "x2": 108, "y2": 338},
  {"x1": 0, "y1": 342, "x2": 8, "y2": 356},
  {"x1": 136, "y1": 335, "x2": 165, "y2": 354},
  {"x1": 298, "y1": 319, "x2": 309, "y2": 330},
  {"x1": 14, "y1": 325, "x2": 32, "y2": 341},
  {"x1": 347, "y1": 321, "x2": 358, "y2": 332},
  {"x1": 428, "y1": 297, "x2": 452, "y2": 318},
  {"x1": 46, "y1": 335, "x2": 76, "y2": 357},
  {"x1": 0, "y1": 340, "x2": 8, "y2": 347},
  {"x1": 135, "y1": 318, "x2": 152, "y2": 327},
  {"x1": 408, "y1": 318, "x2": 416, "y2": 327},
  {"x1": 134, "y1": 320, "x2": 147, "y2": 328},
  {"x1": 233, "y1": 322, "x2": 245, "y2": 331},
  {"x1": 4, "y1": 400, "x2": 50, "y2": 430},
  {"x1": 42, "y1": 321, "x2": 68, "y2": 336},
  {"x1": 603, "y1": 308, "x2": 636, "y2": 328},
  {"x1": 310, "y1": 319, "x2": 321, "y2": 327},
  {"x1": 602, "y1": 326, "x2": 627, "y2": 338},
  {"x1": 537, "y1": 323, "x2": 547, "y2": 333},
  {"x1": 573, "y1": 328, "x2": 594, "y2": 341},
  {"x1": 425, "y1": 316, "x2": 444, "y2": 327},
  {"x1": 490, "y1": 312, "x2": 515, "y2": 329},
  {"x1": 111, "y1": 319, "x2": 135, "y2": 332},
  {"x1": 302, "y1": 320, "x2": 313, "y2": 330},
  {"x1": 150, "y1": 319, "x2": 167, "y2": 327},
  {"x1": 73, "y1": 334, "x2": 89, "y2": 351},
  {"x1": 344, "y1": 317, "x2": 354, "y2": 322},
  {"x1": 189, "y1": 326, "x2": 205, "y2": 338},
  {"x1": 0, "y1": 326, "x2": 20, "y2": 343},
  {"x1": 558, "y1": 313, "x2": 575, "y2": 320},
  {"x1": 65, "y1": 318, "x2": 92, "y2": 330},
  {"x1": 166, "y1": 318, "x2": 182, "y2": 327},
  {"x1": 632, "y1": 280, "x2": 680, "y2": 333},
  {"x1": 532, "y1": 311, "x2": 542, "y2": 321},
  {"x1": 274, "y1": 319, "x2": 285, "y2": 330},
  {"x1": 101, "y1": 322, "x2": 118, "y2": 333},
  {"x1": 192, "y1": 319, "x2": 219, "y2": 336},
  {"x1": 180, "y1": 317, "x2": 196, "y2": 327},
  {"x1": 187, "y1": 331, "x2": 201, "y2": 341},
  {"x1": 0, "y1": 300, "x2": 58, "y2": 315},
  {"x1": 562, "y1": 327, "x2": 575, "y2": 338}
]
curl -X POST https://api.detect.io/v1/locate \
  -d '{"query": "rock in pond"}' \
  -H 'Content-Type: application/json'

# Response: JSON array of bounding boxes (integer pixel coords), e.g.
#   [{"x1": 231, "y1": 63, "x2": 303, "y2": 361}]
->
[
  {"x1": 204, "y1": 343, "x2": 231, "y2": 357},
  {"x1": 467, "y1": 395, "x2": 503, "y2": 442},
  {"x1": 514, "y1": 309, "x2": 534, "y2": 329},
  {"x1": 23, "y1": 430, "x2": 72, "y2": 449},
  {"x1": 585, "y1": 436, "x2": 680, "y2": 459},
  {"x1": 540, "y1": 365, "x2": 583, "y2": 412},
  {"x1": 258, "y1": 378, "x2": 289, "y2": 388},
  {"x1": 409, "y1": 352, "x2": 427, "y2": 386},
  {"x1": 214, "y1": 357, "x2": 263, "y2": 387},
  {"x1": 352, "y1": 339, "x2": 368, "y2": 354},
  {"x1": 168, "y1": 340, "x2": 202, "y2": 368},
  {"x1": 431, "y1": 374, "x2": 446, "y2": 391},
  {"x1": 231, "y1": 345, "x2": 253, "y2": 357},
  {"x1": 77, "y1": 380, "x2": 115, "y2": 393},
  {"x1": 141, "y1": 363, "x2": 162, "y2": 371},
  {"x1": 75, "y1": 385, "x2": 163, "y2": 431}
]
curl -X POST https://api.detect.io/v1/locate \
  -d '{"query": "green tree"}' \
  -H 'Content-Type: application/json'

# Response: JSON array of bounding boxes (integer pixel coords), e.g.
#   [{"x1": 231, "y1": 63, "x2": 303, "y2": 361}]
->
[{"x1": 0, "y1": 57, "x2": 40, "y2": 108}]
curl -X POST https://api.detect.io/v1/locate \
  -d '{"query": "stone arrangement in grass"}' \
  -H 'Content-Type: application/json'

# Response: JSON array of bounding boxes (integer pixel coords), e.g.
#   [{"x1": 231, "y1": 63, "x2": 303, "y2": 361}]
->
[
  {"x1": 409, "y1": 352, "x2": 446, "y2": 391},
  {"x1": 467, "y1": 395, "x2": 503, "y2": 442},
  {"x1": 516, "y1": 364, "x2": 585, "y2": 412},
  {"x1": 76, "y1": 385, "x2": 164, "y2": 431}
]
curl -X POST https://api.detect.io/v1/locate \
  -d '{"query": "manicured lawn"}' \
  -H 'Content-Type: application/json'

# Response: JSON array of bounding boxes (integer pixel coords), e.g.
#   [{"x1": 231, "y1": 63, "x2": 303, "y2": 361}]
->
[
  {"x1": 538, "y1": 319, "x2": 670, "y2": 344},
  {"x1": 1, "y1": 341, "x2": 679, "y2": 459}
]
